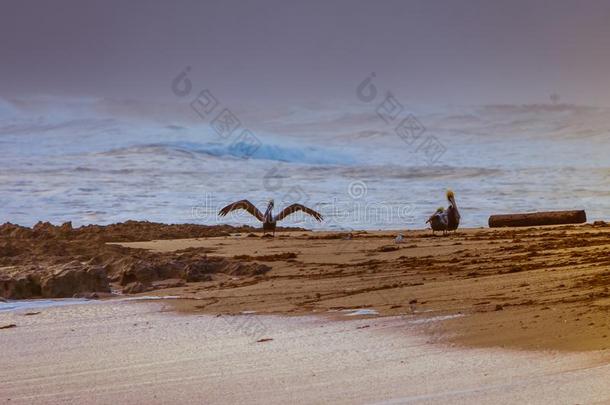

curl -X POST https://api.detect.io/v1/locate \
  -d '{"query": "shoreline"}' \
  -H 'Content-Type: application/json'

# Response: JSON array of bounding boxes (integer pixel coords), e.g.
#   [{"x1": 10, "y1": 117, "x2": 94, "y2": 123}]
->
[
  {"x1": 1, "y1": 300, "x2": 609, "y2": 404},
  {"x1": 119, "y1": 225, "x2": 610, "y2": 352},
  {"x1": 2, "y1": 221, "x2": 610, "y2": 352}
]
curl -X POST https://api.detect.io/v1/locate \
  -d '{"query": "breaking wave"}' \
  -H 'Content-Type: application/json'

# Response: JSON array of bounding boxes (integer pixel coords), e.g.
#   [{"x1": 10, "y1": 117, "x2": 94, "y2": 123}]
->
[{"x1": 102, "y1": 141, "x2": 358, "y2": 165}]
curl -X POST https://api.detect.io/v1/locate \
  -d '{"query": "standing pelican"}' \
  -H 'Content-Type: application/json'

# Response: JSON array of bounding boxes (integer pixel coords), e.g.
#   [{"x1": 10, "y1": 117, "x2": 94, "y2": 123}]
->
[
  {"x1": 446, "y1": 190, "x2": 460, "y2": 232},
  {"x1": 426, "y1": 190, "x2": 460, "y2": 235},
  {"x1": 218, "y1": 199, "x2": 323, "y2": 236}
]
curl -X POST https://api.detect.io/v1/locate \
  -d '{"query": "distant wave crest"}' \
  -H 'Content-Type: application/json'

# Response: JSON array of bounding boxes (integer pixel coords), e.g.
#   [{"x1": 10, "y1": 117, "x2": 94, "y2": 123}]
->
[{"x1": 101, "y1": 141, "x2": 357, "y2": 165}]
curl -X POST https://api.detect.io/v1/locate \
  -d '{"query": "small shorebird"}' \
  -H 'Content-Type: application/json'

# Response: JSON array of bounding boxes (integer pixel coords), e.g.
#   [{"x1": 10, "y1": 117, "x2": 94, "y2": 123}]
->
[
  {"x1": 426, "y1": 190, "x2": 460, "y2": 235},
  {"x1": 218, "y1": 199, "x2": 323, "y2": 236}
]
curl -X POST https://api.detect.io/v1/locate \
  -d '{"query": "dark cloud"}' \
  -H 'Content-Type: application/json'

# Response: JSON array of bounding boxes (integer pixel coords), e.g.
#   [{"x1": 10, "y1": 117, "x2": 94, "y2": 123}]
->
[{"x1": 2, "y1": 0, "x2": 610, "y2": 106}]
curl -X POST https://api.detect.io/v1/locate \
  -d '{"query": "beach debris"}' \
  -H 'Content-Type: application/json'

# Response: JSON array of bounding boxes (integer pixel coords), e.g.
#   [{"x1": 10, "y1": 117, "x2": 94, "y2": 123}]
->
[
  {"x1": 233, "y1": 252, "x2": 297, "y2": 261},
  {"x1": 395, "y1": 234, "x2": 405, "y2": 244},
  {"x1": 256, "y1": 338, "x2": 273, "y2": 343},
  {"x1": 0, "y1": 324, "x2": 17, "y2": 329},
  {"x1": 24, "y1": 312, "x2": 40, "y2": 316},
  {"x1": 489, "y1": 210, "x2": 587, "y2": 228},
  {"x1": 377, "y1": 245, "x2": 399, "y2": 252}
]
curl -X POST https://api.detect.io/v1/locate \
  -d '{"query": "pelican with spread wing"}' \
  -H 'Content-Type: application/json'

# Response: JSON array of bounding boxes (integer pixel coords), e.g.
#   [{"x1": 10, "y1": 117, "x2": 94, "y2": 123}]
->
[
  {"x1": 218, "y1": 199, "x2": 323, "y2": 236},
  {"x1": 426, "y1": 207, "x2": 449, "y2": 235},
  {"x1": 426, "y1": 190, "x2": 460, "y2": 235}
]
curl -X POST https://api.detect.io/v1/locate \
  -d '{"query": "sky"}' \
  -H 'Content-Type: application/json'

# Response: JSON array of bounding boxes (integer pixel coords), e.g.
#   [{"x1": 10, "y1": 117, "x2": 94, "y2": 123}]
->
[{"x1": 2, "y1": 0, "x2": 610, "y2": 108}]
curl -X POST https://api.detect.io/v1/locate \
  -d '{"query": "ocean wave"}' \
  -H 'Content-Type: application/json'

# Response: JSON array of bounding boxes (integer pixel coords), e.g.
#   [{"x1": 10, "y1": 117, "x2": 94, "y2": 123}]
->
[{"x1": 100, "y1": 141, "x2": 357, "y2": 165}]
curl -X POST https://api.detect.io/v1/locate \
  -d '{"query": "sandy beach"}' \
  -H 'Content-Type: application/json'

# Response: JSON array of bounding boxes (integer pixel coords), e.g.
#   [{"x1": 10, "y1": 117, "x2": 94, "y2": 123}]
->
[
  {"x1": 117, "y1": 224, "x2": 610, "y2": 352},
  {"x1": 1, "y1": 300, "x2": 609, "y2": 404},
  {"x1": 2, "y1": 221, "x2": 610, "y2": 403}
]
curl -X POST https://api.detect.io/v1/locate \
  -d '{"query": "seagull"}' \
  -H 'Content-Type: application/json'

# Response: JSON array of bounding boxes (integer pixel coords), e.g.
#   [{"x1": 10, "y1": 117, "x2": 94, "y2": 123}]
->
[
  {"x1": 218, "y1": 199, "x2": 323, "y2": 236},
  {"x1": 426, "y1": 190, "x2": 460, "y2": 235},
  {"x1": 395, "y1": 233, "x2": 405, "y2": 244}
]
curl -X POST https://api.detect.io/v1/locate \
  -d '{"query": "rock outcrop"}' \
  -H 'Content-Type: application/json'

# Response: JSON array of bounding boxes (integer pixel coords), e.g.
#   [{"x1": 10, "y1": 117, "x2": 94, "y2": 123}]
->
[
  {"x1": 40, "y1": 261, "x2": 111, "y2": 298},
  {"x1": 0, "y1": 221, "x2": 274, "y2": 299},
  {"x1": 0, "y1": 272, "x2": 41, "y2": 299}
]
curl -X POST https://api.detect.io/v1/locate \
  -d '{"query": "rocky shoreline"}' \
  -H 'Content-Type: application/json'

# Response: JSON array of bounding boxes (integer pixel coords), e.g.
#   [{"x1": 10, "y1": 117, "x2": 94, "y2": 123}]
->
[{"x1": 0, "y1": 221, "x2": 278, "y2": 299}]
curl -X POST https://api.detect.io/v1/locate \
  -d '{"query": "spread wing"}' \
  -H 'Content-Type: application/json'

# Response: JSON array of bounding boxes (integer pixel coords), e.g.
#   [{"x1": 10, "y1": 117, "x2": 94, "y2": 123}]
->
[
  {"x1": 218, "y1": 200, "x2": 264, "y2": 221},
  {"x1": 274, "y1": 204, "x2": 323, "y2": 222},
  {"x1": 426, "y1": 207, "x2": 447, "y2": 224},
  {"x1": 426, "y1": 211, "x2": 448, "y2": 226}
]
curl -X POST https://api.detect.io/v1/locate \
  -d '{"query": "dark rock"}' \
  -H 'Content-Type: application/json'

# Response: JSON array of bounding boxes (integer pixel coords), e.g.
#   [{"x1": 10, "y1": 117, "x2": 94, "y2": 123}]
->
[
  {"x1": 185, "y1": 269, "x2": 213, "y2": 282},
  {"x1": 40, "y1": 261, "x2": 110, "y2": 298},
  {"x1": 0, "y1": 222, "x2": 32, "y2": 239},
  {"x1": 118, "y1": 262, "x2": 157, "y2": 285},
  {"x1": 224, "y1": 262, "x2": 271, "y2": 276},
  {"x1": 119, "y1": 260, "x2": 185, "y2": 286},
  {"x1": 32, "y1": 221, "x2": 56, "y2": 237},
  {"x1": 183, "y1": 261, "x2": 215, "y2": 282},
  {"x1": 0, "y1": 274, "x2": 41, "y2": 299}
]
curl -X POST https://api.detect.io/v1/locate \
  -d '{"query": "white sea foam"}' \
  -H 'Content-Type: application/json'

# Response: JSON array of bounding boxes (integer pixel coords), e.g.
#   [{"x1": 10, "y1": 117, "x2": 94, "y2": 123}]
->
[
  {"x1": 0, "y1": 299, "x2": 94, "y2": 313},
  {"x1": 409, "y1": 314, "x2": 465, "y2": 324},
  {"x1": 343, "y1": 308, "x2": 380, "y2": 316},
  {"x1": 0, "y1": 296, "x2": 181, "y2": 313}
]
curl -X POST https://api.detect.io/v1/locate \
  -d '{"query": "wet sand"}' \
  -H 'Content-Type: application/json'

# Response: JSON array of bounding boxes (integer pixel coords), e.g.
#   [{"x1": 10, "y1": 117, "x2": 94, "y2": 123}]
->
[
  {"x1": 2, "y1": 223, "x2": 610, "y2": 403},
  {"x1": 118, "y1": 225, "x2": 610, "y2": 351},
  {"x1": 1, "y1": 300, "x2": 609, "y2": 404}
]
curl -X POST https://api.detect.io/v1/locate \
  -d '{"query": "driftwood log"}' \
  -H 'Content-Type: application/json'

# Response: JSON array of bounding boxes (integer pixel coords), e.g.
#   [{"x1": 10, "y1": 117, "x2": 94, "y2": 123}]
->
[{"x1": 488, "y1": 210, "x2": 587, "y2": 228}]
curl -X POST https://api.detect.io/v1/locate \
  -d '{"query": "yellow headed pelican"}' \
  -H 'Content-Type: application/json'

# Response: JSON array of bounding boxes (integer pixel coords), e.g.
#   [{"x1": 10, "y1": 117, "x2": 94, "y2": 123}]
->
[{"x1": 446, "y1": 190, "x2": 460, "y2": 232}]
